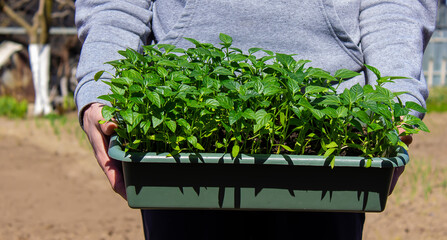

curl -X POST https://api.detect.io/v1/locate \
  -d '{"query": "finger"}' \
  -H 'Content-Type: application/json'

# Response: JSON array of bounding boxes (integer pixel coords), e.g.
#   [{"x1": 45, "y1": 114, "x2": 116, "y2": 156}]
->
[
  {"x1": 103, "y1": 159, "x2": 127, "y2": 199},
  {"x1": 400, "y1": 135, "x2": 413, "y2": 146},
  {"x1": 91, "y1": 124, "x2": 126, "y2": 199},
  {"x1": 88, "y1": 128, "x2": 127, "y2": 199},
  {"x1": 101, "y1": 121, "x2": 118, "y2": 136},
  {"x1": 398, "y1": 127, "x2": 413, "y2": 147},
  {"x1": 83, "y1": 105, "x2": 126, "y2": 199},
  {"x1": 389, "y1": 166, "x2": 405, "y2": 195}
]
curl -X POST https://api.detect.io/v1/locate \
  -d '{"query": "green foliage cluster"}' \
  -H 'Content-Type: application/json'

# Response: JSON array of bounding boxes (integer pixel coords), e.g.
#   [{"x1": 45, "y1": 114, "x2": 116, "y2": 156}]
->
[
  {"x1": 0, "y1": 96, "x2": 28, "y2": 118},
  {"x1": 426, "y1": 87, "x2": 447, "y2": 112},
  {"x1": 96, "y1": 34, "x2": 428, "y2": 165}
]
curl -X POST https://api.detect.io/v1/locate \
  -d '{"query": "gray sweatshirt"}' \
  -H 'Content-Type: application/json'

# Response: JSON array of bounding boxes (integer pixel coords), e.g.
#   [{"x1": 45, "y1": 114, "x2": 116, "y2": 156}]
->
[{"x1": 75, "y1": 0, "x2": 437, "y2": 120}]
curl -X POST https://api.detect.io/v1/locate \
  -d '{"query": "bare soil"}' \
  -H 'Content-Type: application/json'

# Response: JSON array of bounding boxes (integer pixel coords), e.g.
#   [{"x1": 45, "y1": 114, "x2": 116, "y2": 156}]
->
[{"x1": 1, "y1": 112, "x2": 446, "y2": 240}]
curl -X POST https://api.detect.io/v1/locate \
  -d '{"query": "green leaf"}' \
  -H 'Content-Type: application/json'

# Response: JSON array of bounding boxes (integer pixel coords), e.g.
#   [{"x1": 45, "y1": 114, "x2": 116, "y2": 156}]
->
[
  {"x1": 286, "y1": 78, "x2": 300, "y2": 95},
  {"x1": 230, "y1": 47, "x2": 243, "y2": 54},
  {"x1": 367, "y1": 122, "x2": 384, "y2": 132},
  {"x1": 241, "y1": 108, "x2": 256, "y2": 120},
  {"x1": 320, "y1": 95, "x2": 341, "y2": 106},
  {"x1": 177, "y1": 118, "x2": 191, "y2": 131},
  {"x1": 405, "y1": 101, "x2": 427, "y2": 113},
  {"x1": 307, "y1": 68, "x2": 336, "y2": 81},
  {"x1": 376, "y1": 77, "x2": 395, "y2": 85},
  {"x1": 216, "y1": 96, "x2": 234, "y2": 110},
  {"x1": 279, "y1": 144, "x2": 294, "y2": 152},
  {"x1": 403, "y1": 115, "x2": 430, "y2": 132},
  {"x1": 335, "y1": 106, "x2": 348, "y2": 118},
  {"x1": 324, "y1": 148, "x2": 337, "y2": 158},
  {"x1": 219, "y1": 33, "x2": 233, "y2": 46},
  {"x1": 112, "y1": 77, "x2": 132, "y2": 86},
  {"x1": 248, "y1": 48, "x2": 263, "y2": 55},
  {"x1": 280, "y1": 112, "x2": 286, "y2": 127},
  {"x1": 212, "y1": 66, "x2": 233, "y2": 76},
  {"x1": 147, "y1": 92, "x2": 162, "y2": 108},
  {"x1": 229, "y1": 54, "x2": 247, "y2": 62},
  {"x1": 165, "y1": 120, "x2": 177, "y2": 133},
  {"x1": 187, "y1": 135, "x2": 198, "y2": 146},
  {"x1": 326, "y1": 141, "x2": 338, "y2": 149},
  {"x1": 130, "y1": 96, "x2": 144, "y2": 105},
  {"x1": 195, "y1": 142, "x2": 205, "y2": 151},
  {"x1": 340, "y1": 88, "x2": 356, "y2": 105},
  {"x1": 187, "y1": 100, "x2": 204, "y2": 109},
  {"x1": 101, "y1": 106, "x2": 116, "y2": 122},
  {"x1": 97, "y1": 94, "x2": 114, "y2": 103},
  {"x1": 349, "y1": 119, "x2": 363, "y2": 133},
  {"x1": 121, "y1": 108, "x2": 135, "y2": 125},
  {"x1": 263, "y1": 85, "x2": 282, "y2": 96},
  {"x1": 262, "y1": 49, "x2": 274, "y2": 56},
  {"x1": 334, "y1": 69, "x2": 361, "y2": 79},
  {"x1": 365, "y1": 158, "x2": 372, "y2": 168},
  {"x1": 184, "y1": 37, "x2": 202, "y2": 47},
  {"x1": 353, "y1": 110, "x2": 370, "y2": 124},
  {"x1": 215, "y1": 142, "x2": 225, "y2": 149},
  {"x1": 360, "y1": 100, "x2": 378, "y2": 113},
  {"x1": 363, "y1": 84, "x2": 374, "y2": 94},
  {"x1": 377, "y1": 104, "x2": 392, "y2": 119},
  {"x1": 152, "y1": 114, "x2": 163, "y2": 128},
  {"x1": 229, "y1": 111, "x2": 242, "y2": 125},
  {"x1": 416, "y1": 120, "x2": 430, "y2": 132},
  {"x1": 394, "y1": 103, "x2": 408, "y2": 119},
  {"x1": 141, "y1": 120, "x2": 151, "y2": 134},
  {"x1": 276, "y1": 53, "x2": 294, "y2": 68},
  {"x1": 157, "y1": 66, "x2": 169, "y2": 78},
  {"x1": 386, "y1": 131, "x2": 399, "y2": 145},
  {"x1": 321, "y1": 107, "x2": 337, "y2": 118},
  {"x1": 205, "y1": 99, "x2": 220, "y2": 109},
  {"x1": 157, "y1": 44, "x2": 176, "y2": 53},
  {"x1": 254, "y1": 109, "x2": 271, "y2": 133},
  {"x1": 298, "y1": 97, "x2": 312, "y2": 109},
  {"x1": 232, "y1": 144, "x2": 240, "y2": 158},
  {"x1": 129, "y1": 84, "x2": 143, "y2": 93},
  {"x1": 305, "y1": 86, "x2": 329, "y2": 95},
  {"x1": 94, "y1": 70, "x2": 105, "y2": 81},
  {"x1": 350, "y1": 84, "x2": 364, "y2": 98},
  {"x1": 364, "y1": 64, "x2": 381, "y2": 79},
  {"x1": 158, "y1": 59, "x2": 178, "y2": 68},
  {"x1": 222, "y1": 80, "x2": 240, "y2": 91}
]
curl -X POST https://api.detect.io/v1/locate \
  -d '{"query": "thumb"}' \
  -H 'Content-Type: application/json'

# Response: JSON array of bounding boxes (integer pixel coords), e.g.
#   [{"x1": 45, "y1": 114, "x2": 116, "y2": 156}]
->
[
  {"x1": 398, "y1": 127, "x2": 413, "y2": 147},
  {"x1": 400, "y1": 135, "x2": 413, "y2": 146},
  {"x1": 101, "y1": 121, "x2": 118, "y2": 136}
]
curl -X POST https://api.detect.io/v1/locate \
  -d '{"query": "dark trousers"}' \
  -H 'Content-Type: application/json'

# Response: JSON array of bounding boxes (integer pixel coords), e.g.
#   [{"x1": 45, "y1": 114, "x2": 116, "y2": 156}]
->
[{"x1": 141, "y1": 210, "x2": 365, "y2": 240}]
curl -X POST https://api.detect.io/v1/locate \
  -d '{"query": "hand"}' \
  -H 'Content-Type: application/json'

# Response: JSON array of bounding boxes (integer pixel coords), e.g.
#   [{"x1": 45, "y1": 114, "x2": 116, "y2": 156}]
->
[
  {"x1": 82, "y1": 103, "x2": 126, "y2": 199},
  {"x1": 388, "y1": 128, "x2": 413, "y2": 195}
]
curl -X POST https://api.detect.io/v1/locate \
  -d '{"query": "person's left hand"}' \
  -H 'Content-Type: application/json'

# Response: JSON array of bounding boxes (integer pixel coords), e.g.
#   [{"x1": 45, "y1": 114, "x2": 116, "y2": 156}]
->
[
  {"x1": 388, "y1": 128, "x2": 413, "y2": 195},
  {"x1": 82, "y1": 103, "x2": 126, "y2": 199}
]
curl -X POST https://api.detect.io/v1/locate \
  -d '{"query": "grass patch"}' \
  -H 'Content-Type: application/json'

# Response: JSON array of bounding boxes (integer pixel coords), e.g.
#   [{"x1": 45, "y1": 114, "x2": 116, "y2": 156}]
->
[
  {"x1": 427, "y1": 87, "x2": 447, "y2": 112},
  {"x1": 0, "y1": 96, "x2": 28, "y2": 118},
  {"x1": 392, "y1": 157, "x2": 447, "y2": 203}
]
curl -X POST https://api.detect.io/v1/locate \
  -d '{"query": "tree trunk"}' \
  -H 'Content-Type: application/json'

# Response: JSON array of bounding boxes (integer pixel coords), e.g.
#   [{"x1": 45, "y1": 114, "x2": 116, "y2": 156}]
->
[
  {"x1": 29, "y1": 43, "x2": 52, "y2": 116},
  {"x1": 1, "y1": 0, "x2": 53, "y2": 116}
]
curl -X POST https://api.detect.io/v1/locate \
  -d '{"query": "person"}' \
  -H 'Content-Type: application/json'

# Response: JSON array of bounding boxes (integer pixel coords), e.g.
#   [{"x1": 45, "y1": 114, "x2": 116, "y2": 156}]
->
[{"x1": 75, "y1": 1, "x2": 437, "y2": 239}]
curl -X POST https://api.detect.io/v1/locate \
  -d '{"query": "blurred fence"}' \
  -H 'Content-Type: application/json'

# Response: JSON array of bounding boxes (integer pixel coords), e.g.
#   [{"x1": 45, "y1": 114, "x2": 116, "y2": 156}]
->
[
  {"x1": 423, "y1": 2, "x2": 447, "y2": 87},
  {"x1": 0, "y1": 27, "x2": 77, "y2": 35},
  {"x1": 423, "y1": 30, "x2": 447, "y2": 87}
]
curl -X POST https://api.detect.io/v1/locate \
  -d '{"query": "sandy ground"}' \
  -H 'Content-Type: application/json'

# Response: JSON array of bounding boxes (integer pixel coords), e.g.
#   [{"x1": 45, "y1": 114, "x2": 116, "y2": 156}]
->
[{"x1": 0, "y1": 112, "x2": 446, "y2": 240}]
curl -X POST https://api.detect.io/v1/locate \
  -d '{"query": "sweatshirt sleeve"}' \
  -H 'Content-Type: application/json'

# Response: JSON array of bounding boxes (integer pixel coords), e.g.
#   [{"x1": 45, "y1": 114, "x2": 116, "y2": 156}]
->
[
  {"x1": 359, "y1": 0, "x2": 437, "y2": 118},
  {"x1": 74, "y1": 0, "x2": 153, "y2": 122}
]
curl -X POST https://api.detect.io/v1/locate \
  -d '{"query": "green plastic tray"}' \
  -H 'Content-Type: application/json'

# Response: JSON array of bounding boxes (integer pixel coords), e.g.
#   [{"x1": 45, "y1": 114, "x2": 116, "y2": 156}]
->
[{"x1": 108, "y1": 136, "x2": 409, "y2": 212}]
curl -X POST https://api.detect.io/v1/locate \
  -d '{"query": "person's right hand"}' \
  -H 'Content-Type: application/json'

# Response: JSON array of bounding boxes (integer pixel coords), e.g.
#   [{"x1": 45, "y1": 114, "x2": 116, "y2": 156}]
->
[{"x1": 82, "y1": 103, "x2": 126, "y2": 199}]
